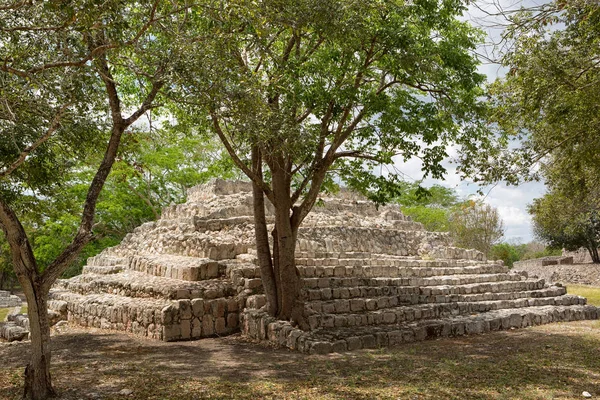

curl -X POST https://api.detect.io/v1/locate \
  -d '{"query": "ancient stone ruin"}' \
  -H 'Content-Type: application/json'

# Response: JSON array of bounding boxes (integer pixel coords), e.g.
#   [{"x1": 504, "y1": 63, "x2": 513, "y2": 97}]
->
[
  {"x1": 48, "y1": 180, "x2": 599, "y2": 353},
  {"x1": 0, "y1": 290, "x2": 21, "y2": 308}
]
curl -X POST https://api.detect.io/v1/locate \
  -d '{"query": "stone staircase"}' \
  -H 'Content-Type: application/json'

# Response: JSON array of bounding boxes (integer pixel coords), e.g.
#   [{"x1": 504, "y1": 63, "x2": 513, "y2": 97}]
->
[{"x1": 48, "y1": 179, "x2": 599, "y2": 352}]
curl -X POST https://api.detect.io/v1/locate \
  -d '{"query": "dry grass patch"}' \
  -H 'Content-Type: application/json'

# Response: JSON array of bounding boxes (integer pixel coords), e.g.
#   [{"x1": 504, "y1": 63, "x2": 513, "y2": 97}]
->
[
  {"x1": 1, "y1": 320, "x2": 600, "y2": 400},
  {"x1": 0, "y1": 308, "x2": 9, "y2": 322},
  {"x1": 567, "y1": 284, "x2": 600, "y2": 306}
]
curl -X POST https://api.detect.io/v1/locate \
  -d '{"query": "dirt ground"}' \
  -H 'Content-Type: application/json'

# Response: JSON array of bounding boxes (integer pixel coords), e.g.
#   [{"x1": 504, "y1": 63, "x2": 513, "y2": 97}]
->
[{"x1": 1, "y1": 320, "x2": 600, "y2": 400}]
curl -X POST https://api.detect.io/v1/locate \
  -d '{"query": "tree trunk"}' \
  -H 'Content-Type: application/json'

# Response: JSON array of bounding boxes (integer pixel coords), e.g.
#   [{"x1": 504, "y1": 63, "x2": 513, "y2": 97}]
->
[
  {"x1": 590, "y1": 244, "x2": 600, "y2": 264},
  {"x1": 21, "y1": 280, "x2": 55, "y2": 400},
  {"x1": 271, "y1": 227, "x2": 283, "y2": 312},
  {"x1": 270, "y1": 166, "x2": 306, "y2": 327},
  {"x1": 251, "y1": 148, "x2": 278, "y2": 316}
]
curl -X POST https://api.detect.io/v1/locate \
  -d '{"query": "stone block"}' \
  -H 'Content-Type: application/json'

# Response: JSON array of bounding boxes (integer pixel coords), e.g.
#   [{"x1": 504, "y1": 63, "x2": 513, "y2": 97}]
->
[
  {"x1": 178, "y1": 300, "x2": 192, "y2": 320},
  {"x1": 346, "y1": 336, "x2": 362, "y2": 351},
  {"x1": 309, "y1": 341, "x2": 333, "y2": 355},
  {"x1": 215, "y1": 317, "x2": 227, "y2": 335},
  {"x1": 202, "y1": 317, "x2": 214, "y2": 336},
  {"x1": 226, "y1": 313, "x2": 239, "y2": 329},
  {"x1": 191, "y1": 299, "x2": 204, "y2": 317},
  {"x1": 180, "y1": 319, "x2": 191, "y2": 339},
  {"x1": 332, "y1": 340, "x2": 347, "y2": 353},
  {"x1": 361, "y1": 335, "x2": 377, "y2": 349},
  {"x1": 192, "y1": 318, "x2": 202, "y2": 337},
  {"x1": 163, "y1": 325, "x2": 181, "y2": 341}
]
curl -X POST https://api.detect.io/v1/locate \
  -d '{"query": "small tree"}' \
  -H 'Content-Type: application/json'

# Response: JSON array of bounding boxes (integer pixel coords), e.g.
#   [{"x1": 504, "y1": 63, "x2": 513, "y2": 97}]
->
[
  {"x1": 0, "y1": 2, "x2": 174, "y2": 398},
  {"x1": 395, "y1": 183, "x2": 462, "y2": 232},
  {"x1": 449, "y1": 200, "x2": 504, "y2": 256},
  {"x1": 175, "y1": 0, "x2": 488, "y2": 323},
  {"x1": 489, "y1": 242, "x2": 526, "y2": 268}
]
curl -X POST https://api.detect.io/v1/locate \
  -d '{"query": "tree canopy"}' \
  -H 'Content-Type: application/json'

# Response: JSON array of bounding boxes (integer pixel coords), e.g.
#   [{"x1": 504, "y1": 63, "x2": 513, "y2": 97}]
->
[
  {"x1": 171, "y1": 0, "x2": 489, "y2": 322},
  {"x1": 460, "y1": 0, "x2": 600, "y2": 185}
]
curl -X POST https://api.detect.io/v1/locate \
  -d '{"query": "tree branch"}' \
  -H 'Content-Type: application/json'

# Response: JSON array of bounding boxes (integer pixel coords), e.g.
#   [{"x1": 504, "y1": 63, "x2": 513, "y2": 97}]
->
[
  {"x1": 209, "y1": 111, "x2": 274, "y2": 202},
  {"x1": 0, "y1": 103, "x2": 70, "y2": 179}
]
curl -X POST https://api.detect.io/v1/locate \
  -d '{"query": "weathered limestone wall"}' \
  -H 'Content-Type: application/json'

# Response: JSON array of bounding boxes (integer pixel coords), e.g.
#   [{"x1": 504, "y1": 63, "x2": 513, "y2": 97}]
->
[
  {"x1": 513, "y1": 256, "x2": 573, "y2": 270},
  {"x1": 512, "y1": 263, "x2": 600, "y2": 287}
]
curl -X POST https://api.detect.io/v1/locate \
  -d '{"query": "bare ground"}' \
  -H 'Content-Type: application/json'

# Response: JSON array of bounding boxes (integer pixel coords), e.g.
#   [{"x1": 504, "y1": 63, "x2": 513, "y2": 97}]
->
[{"x1": 1, "y1": 320, "x2": 600, "y2": 400}]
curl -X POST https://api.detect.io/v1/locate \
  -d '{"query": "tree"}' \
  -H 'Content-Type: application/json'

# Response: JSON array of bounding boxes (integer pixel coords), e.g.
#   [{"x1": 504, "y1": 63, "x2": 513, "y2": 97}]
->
[
  {"x1": 3, "y1": 132, "x2": 238, "y2": 280},
  {"x1": 529, "y1": 188, "x2": 600, "y2": 264},
  {"x1": 449, "y1": 200, "x2": 504, "y2": 256},
  {"x1": 489, "y1": 242, "x2": 526, "y2": 268},
  {"x1": 174, "y1": 0, "x2": 488, "y2": 323},
  {"x1": 395, "y1": 183, "x2": 462, "y2": 232},
  {"x1": 459, "y1": 1, "x2": 600, "y2": 185},
  {"x1": 0, "y1": 2, "x2": 173, "y2": 398}
]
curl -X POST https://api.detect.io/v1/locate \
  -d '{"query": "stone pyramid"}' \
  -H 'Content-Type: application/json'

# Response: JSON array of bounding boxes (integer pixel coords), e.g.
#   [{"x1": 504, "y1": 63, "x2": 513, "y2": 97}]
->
[{"x1": 49, "y1": 179, "x2": 599, "y2": 353}]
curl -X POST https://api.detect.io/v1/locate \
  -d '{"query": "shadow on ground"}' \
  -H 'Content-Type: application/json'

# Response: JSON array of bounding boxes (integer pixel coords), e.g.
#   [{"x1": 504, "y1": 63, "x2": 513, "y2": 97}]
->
[{"x1": 1, "y1": 321, "x2": 599, "y2": 400}]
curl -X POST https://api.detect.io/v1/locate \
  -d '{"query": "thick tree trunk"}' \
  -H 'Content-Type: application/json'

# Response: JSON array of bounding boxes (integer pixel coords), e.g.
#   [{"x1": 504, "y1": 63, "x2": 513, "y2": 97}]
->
[
  {"x1": 22, "y1": 282, "x2": 55, "y2": 400},
  {"x1": 251, "y1": 147, "x2": 278, "y2": 316},
  {"x1": 270, "y1": 166, "x2": 306, "y2": 327}
]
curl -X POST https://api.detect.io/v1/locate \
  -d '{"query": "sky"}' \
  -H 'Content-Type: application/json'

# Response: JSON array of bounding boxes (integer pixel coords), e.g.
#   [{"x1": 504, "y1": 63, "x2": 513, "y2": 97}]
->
[{"x1": 393, "y1": 0, "x2": 551, "y2": 243}]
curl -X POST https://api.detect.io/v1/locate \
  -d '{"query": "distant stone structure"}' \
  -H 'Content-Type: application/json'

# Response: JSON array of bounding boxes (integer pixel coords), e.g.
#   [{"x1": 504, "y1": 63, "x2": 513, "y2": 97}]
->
[
  {"x1": 513, "y1": 255, "x2": 600, "y2": 287},
  {"x1": 47, "y1": 180, "x2": 599, "y2": 353},
  {"x1": 513, "y1": 256, "x2": 574, "y2": 270},
  {"x1": 563, "y1": 248, "x2": 598, "y2": 264},
  {"x1": 0, "y1": 290, "x2": 21, "y2": 308}
]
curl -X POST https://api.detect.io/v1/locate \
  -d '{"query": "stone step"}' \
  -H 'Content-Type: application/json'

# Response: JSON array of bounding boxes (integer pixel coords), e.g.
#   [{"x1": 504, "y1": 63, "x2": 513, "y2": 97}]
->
[
  {"x1": 295, "y1": 255, "x2": 499, "y2": 269},
  {"x1": 302, "y1": 273, "x2": 525, "y2": 289},
  {"x1": 296, "y1": 264, "x2": 509, "y2": 279},
  {"x1": 81, "y1": 265, "x2": 124, "y2": 275},
  {"x1": 49, "y1": 289, "x2": 243, "y2": 341},
  {"x1": 87, "y1": 255, "x2": 128, "y2": 267},
  {"x1": 0, "y1": 291, "x2": 21, "y2": 308},
  {"x1": 49, "y1": 290, "x2": 173, "y2": 340},
  {"x1": 55, "y1": 271, "x2": 237, "y2": 300},
  {"x1": 302, "y1": 278, "x2": 546, "y2": 300},
  {"x1": 116, "y1": 230, "x2": 252, "y2": 260},
  {"x1": 305, "y1": 295, "x2": 586, "y2": 330},
  {"x1": 242, "y1": 304, "x2": 600, "y2": 354},
  {"x1": 128, "y1": 254, "x2": 224, "y2": 281},
  {"x1": 162, "y1": 202, "x2": 255, "y2": 221},
  {"x1": 296, "y1": 253, "x2": 488, "y2": 268},
  {"x1": 305, "y1": 286, "x2": 567, "y2": 311}
]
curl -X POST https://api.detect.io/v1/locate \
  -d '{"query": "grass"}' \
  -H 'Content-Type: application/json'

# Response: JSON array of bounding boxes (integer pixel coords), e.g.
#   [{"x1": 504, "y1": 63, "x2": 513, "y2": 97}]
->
[
  {"x1": 1, "y1": 321, "x2": 600, "y2": 400},
  {"x1": 0, "y1": 305, "x2": 26, "y2": 322},
  {"x1": 567, "y1": 284, "x2": 600, "y2": 306}
]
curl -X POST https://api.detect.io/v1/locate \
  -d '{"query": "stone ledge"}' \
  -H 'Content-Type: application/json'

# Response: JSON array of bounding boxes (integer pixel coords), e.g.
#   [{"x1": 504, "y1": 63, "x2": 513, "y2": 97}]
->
[{"x1": 241, "y1": 304, "x2": 600, "y2": 354}]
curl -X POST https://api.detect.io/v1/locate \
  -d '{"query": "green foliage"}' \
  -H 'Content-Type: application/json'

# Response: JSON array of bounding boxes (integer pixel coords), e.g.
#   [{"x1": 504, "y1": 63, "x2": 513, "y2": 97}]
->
[
  {"x1": 449, "y1": 200, "x2": 504, "y2": 256},
  {"x1": 461, "y1": 1, "x2": 600, "y2": 185},
  {"x1": 394, "y1": 184, "x2": 504, "y2": 258},
  {"x1": 394, "y1": 183, "x2": 461, "y2": 232},
  {"x1": 529, "y1": 188, "x2": 600, "y2": 263},
  {"x1": 488, "y1": 241, "x2": 561, "y2": 268},
  {"x1": 489, "y1": 243, "x2": 526, "y2": 268},
  {"x1": 522, "y1": 247, "x2": 562, "y2": 261},
  {"x1": 403, "y1": 206, "x2": 453, "y2": 232},
  {"x1": 173, "y1": 0, "x2": 488, "y2": 205},
  {"x1": 0, "y1": 127, "x2": 236, "y2": 279}
]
